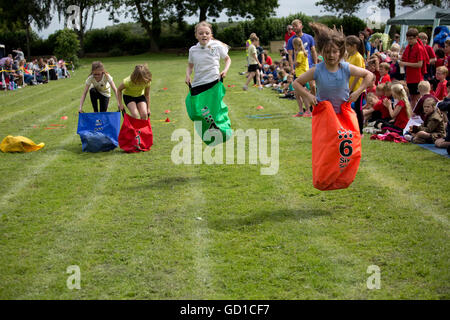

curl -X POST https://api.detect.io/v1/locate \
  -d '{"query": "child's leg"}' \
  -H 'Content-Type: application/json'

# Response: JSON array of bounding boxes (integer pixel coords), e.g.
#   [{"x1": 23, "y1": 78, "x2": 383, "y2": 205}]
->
[
  {"x1": 99, "y1": 95, "x2": 110, "y2": 112},
  {"x1": 89, "y1": 88, "x2": 100, "y2": 112},
  {"x1": 126, "y1": 101, "x2": 140, "y2": 119},
  {"x1": 256, "y1": 70, "x2": 261, "y2": 86},
  {"x1": 136, "y1": 101, "x2": 149, "y2": 120},
  {"x1": 245, "y1": 72, "x2": 255, "y2": 86},
  {"x1": 354, "y1": 94, "x2": 364, "y2": 133}
]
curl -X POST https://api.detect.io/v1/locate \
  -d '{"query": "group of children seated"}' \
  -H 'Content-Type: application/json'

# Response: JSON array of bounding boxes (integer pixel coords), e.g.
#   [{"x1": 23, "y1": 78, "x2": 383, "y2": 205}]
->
[
  {"x1": 0, "y1": 48, "x2": 71, "y2": 91},
  {"x1": 363, "y1": 79, "x2": 449, "y2": 149}
]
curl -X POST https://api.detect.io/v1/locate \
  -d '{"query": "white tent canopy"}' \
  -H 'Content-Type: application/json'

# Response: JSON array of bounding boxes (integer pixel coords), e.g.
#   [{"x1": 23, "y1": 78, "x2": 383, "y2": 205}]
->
[{"x1": 384, "y1": 4, "x2": 450, "y2": 47}]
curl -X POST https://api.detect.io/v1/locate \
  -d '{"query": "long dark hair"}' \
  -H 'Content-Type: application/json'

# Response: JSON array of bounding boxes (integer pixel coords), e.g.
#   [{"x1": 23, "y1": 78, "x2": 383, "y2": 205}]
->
[{"x1": 346, "y1": 35, "x2": 365, "y2": 57}]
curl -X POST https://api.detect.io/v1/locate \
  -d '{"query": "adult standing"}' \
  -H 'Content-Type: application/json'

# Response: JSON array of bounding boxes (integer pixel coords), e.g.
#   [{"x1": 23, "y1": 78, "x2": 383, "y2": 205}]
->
[
  {"x1": 287, "y1": 19, "x2": 318, "y2": 94},
  {"x1": 284, "y1": 25, "x2": 295, "y2": 59}
]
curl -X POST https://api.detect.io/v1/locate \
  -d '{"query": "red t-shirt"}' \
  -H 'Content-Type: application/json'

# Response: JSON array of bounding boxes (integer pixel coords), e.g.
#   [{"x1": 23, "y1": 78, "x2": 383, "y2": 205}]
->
[
  {"x1": 403, "y1": 42, "x2": 424, "y2": 84},
  {"x1": 265, "y1": 55, "x2": 273, "y2": 66},
  {"x1": 394, "y1": 100, "x2": 409, "y2": 129},
  {"x1": 373, "y1": 99, "x2": 391, "y2": 119},
  {"x1": 379, "y1": 74, "x2": 391, "y2": 84},
  {"x1": 425, "y1": 45, "x2": 436, "y2": 61},
  {"x1": 285, "y1": 31, "x2": 296, "y2": 46},
  {"x1": 436, "y1": 57, "x2": 444, "y2": 69},
  {"x1": 434, "y1": 80, "x2": 448, "y2": 100}
]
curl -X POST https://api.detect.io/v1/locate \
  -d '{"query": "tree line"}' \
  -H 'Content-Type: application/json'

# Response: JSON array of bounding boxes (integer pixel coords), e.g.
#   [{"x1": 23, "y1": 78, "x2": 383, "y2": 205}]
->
[{"x1": 0, "y1": 0, "x2": 447, "y2": 60}]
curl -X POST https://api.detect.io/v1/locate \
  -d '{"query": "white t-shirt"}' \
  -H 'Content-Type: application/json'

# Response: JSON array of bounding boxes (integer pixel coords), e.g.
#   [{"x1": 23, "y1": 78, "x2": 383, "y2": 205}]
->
[
  {"x1": 188, "y1": 39, "x2": 229, "y2": 87},
  {"x1": 85, "y1": 73, "x2": 113, "y2": 97}
]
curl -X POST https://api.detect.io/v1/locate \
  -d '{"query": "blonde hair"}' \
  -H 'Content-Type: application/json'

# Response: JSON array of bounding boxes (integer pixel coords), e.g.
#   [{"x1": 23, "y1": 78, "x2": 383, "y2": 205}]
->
[
  {"x1": 418, "y1": 80, "x2": 431, "y2": 93},
  {"x1": 130, "y1": 64, "x2": 152, "y2": 85},
  {"x1": 390, "y1": 43, "x2": 400, "y2": 53},
  {"x1": 391, "y1": 83, "x2": 412, "y2": 118},
  {"x1": 195, "y1": 21, "x2": 212, "y2": 34},
  {"x1": 437, "y1": 65, "x2": 449, "y2": 76},
  {"x1": 293, "y1": 37, "x2": 307, "y2": 57}
]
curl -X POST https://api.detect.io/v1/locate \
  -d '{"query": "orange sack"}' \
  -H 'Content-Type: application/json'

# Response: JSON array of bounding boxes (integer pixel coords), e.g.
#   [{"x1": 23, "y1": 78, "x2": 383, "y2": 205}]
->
[{"x1": 312, "y1": 101, "x2": 361, "y2": 191}]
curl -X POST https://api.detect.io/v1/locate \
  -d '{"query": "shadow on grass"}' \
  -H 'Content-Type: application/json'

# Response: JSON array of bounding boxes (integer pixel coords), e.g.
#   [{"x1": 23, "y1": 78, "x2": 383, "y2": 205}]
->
[
  {"x1": 209, "y1": 208, "x2": 331, "y2": 232},
  {"x1": 127, "y1": 176, "x2": 202, "y2": 190}
]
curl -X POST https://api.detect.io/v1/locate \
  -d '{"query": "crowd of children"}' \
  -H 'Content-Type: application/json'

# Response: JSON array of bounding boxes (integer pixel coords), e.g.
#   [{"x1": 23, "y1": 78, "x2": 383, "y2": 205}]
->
[
  {"x1": 242, "y1": 23, "x2": 450, "y2": 152},
  {"x1": 0, "y1": 48, "x2": 72, "y2": 91}
]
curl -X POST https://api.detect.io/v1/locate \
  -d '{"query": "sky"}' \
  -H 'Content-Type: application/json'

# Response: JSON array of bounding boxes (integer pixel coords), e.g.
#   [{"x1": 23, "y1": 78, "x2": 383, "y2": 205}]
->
[{"x1": 38, "y1": 0, "x2": 412, "y2": 39}]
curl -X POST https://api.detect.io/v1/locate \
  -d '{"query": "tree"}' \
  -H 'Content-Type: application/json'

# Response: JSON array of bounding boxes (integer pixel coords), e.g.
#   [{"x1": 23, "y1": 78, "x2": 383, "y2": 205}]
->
[
  {"x1": 106, "y1": 0, "x2": 172, "y2": 51},
  {"x1": 176, "y1": 0, "x2": 279, "y2": 23},
  {"x1": 53, "y1": 0, "x2": 105, "y2": 55},
  {"x1": 0, "y1": 0, "x2": 52, "y2": 59},
  {"x1": 316, "y1": 0, "x2": 449, "y2": 20},
  {"x1": 54, "y1": 28, "x2": 81, "y2": 66}
]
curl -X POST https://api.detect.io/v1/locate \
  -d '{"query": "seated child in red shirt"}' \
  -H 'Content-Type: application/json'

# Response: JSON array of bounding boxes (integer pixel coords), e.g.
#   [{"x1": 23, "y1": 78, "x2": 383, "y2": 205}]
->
[
  {"x1": 433, "y1": 66, "x2": 448, "y2": 100},
  {"x1": 379, "y1": 62, "x2": 391, "y2": 84}
]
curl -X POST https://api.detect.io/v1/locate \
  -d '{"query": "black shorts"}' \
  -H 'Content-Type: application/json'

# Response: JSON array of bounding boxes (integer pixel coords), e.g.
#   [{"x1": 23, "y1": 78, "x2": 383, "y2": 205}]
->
[
  {"x1": 123, "y1": 94, "x2": 147, "y2": 106},
  {"x1": 407, "y1": 83, "x2": 419, "y2": 95},
  {"x1": 248, "y1": 64, "x2": 258, "y2": 72}
]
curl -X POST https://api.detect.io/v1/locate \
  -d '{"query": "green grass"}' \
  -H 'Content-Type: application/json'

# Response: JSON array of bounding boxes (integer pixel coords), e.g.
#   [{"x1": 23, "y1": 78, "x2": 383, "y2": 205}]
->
[{"x1": 0, "y1": 52, "x2": 449, "y2": 299}]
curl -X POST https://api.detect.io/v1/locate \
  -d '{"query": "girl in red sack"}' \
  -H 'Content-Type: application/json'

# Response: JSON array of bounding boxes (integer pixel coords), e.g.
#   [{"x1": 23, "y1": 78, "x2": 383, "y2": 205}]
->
[
  {"x1": 292, "y1": 23, "x2": 373, "y2": 190},
  {"x1": 117, "y1": 64, "x2": 152, "y2": 119}
]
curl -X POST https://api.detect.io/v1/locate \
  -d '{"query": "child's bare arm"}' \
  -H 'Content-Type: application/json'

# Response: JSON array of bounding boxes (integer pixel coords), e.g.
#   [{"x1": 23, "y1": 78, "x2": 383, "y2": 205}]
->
[
  {"x1": 79, "y1": 84, "x2": 90, "y2": 112},
  {"x1": 145, "y1": 86, "x2": 151, "y2": 116},
  {"x1": 117, "y1": 83, "x2": 125, "y2": 111},
  {"x1": 220, "y1": 55, "x2": 231, "y2": 79},
  {"x1": 186, "y1": 63, "x2": 194, "y2": 86}
]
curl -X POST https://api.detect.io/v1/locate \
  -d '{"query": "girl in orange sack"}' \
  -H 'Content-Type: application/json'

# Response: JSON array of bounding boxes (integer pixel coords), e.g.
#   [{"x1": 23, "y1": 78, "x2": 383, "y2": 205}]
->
[{"x1": 292, "y1": 23, "x2": 373, "y2": 190}]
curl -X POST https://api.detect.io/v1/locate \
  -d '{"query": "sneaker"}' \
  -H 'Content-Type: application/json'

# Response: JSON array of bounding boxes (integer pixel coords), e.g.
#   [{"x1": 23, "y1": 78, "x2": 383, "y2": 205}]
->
[
  {"x1": 239, "y1": 72, "x2": 246, "y2": 75},
  {"x1": 303, "y1": 111, "x2": 312, "y2": 117},
  {"x1": 242, "y1": 85, "x2": 248, "y2": 91},
  {"x1": 258, "y1": 86, "x2": 263, "y2": 90},
  {"x1": 292, "y1": 112, "x2": 304, "y2": 117},
  {"x1": 253, "y1": 84, "x2": 259, "y2": 87}
]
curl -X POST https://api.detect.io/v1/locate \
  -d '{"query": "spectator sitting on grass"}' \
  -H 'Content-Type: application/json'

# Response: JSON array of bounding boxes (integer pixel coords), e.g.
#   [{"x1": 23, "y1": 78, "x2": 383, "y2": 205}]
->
[
  {"x1": 409, "y1": 97, "x2": 446, "y2": 144},
  {"x1": 434, "y1": 82, "x2": 450, "y2": 149},
  {"x1": 433, "y1": 66, "x2": 448, "y2": 100},
  {"x1": 413, "y1": 80, "x2": 439, "y2": 120}
]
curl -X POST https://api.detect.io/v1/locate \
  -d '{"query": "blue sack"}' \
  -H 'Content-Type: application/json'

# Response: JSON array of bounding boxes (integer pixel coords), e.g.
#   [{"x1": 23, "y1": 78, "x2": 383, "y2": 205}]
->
[{"x1": 77, "y1": 112, "x2": 121, "y2": 152}]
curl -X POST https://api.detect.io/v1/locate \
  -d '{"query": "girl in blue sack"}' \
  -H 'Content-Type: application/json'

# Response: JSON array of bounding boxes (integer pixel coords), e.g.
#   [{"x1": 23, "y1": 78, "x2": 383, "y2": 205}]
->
[{"x1": 79, "y1": 61, "x2": 120, "y2": 113}]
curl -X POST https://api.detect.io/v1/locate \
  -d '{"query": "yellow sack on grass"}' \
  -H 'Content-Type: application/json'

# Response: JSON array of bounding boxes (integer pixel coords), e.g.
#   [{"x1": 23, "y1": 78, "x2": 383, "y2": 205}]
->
[{"x1": 0, "y1": 135, "x2": 45, "y2": 153}]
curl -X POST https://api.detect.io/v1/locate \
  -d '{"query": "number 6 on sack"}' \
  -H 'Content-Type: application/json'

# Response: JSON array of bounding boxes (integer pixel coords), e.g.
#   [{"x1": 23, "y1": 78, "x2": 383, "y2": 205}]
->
[{"x1": 312, "y1": 101, "x2": 362, "y2": 191}]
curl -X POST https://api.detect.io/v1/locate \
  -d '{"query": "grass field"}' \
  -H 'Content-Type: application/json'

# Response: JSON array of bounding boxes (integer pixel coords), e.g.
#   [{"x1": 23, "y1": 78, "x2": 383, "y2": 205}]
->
[{"x1": 0, "y1": 52, "x2": 449, "y2": 300}]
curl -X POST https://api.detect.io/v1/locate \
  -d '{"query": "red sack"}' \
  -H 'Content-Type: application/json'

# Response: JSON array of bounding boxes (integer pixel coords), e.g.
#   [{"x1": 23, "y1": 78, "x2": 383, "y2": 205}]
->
[
  {"x1": 312, "y1": 101, "x2": 362, "y2": 191},
  {"x1": 118, "y1": 113, "x2": 153, "y2": 153}
]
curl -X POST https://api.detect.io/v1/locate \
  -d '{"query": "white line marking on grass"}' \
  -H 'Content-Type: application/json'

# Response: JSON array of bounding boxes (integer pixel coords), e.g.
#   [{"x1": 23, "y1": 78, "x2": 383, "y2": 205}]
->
[
  {"x1": 0, "y1": 134, "x2": 77, "y2": 215},
  {"x1": 365, "y1": 165, "x2": 449, "y2": 227},
  {"x1": 0, "y1": 84, "x2": 83, "y2": 123}
]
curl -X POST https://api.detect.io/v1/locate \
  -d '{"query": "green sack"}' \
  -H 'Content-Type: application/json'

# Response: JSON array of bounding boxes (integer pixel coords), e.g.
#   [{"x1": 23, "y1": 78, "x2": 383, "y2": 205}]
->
[{"x1": 185, "y1": 81, "x2": 233, "y2": 146}]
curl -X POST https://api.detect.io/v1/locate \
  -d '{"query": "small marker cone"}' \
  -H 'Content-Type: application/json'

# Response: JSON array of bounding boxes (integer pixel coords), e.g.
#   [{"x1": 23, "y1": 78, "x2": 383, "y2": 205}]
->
[
  {"x1": 165, "y1": 117, "x2": 170, "y2": 122},
  {"x1": 163, "y1": 87, "x2": 168, "y2": 90},
  {"x1": 228, "y1": 85, "x2": 231, "y2": 87},
  {"x1": 164, "y1": 109, "x2": 171, "y2": 114},
  {"x1": 61, "y1": 116, "x2": 68, "y2": 120},
  {"x1": 256, "y1": 106, "x2": 264, "y2": 110}
]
